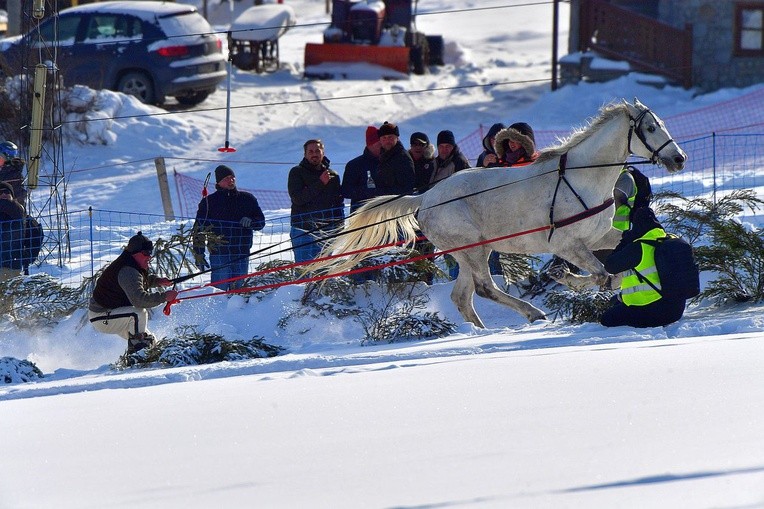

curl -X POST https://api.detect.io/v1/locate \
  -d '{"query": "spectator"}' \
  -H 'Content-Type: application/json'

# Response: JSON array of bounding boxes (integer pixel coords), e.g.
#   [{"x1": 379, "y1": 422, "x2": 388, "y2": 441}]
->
[
  {"x1": 376, "y1": 121, "x2": 415, "y2": 196},
  {"x1": 408, "y1": 131, "x2": 435, "y2": 193},
  {"x1": 341, "y1": 126, "x2": 382, "y2": 213},
  {"x1": 0, "y1": 180, "x2": 26, "y2": 285},
  {"x1": 476, "y1": 122, "x2": 505, "y2": 167},
  {"x1": 600, "y1": 208, "x2": 687, "y2": 328},
  {"x1": 428, "y1": 130, "x2": 471, "y2": 279},
  {"x1": 493, "y1": 122, "x2": 539, "y2": 167},
  {"x1": 0, "y1": 141, "x2": 27, "y2": 205},
  {"x1": 288, "y1": 139, "x2": 344, "y2": 263},
  {"x1": 193, "y1": 165, "x2": 265, "y2": 291},
  {"x1": 88, "y1": 232, "x2": 178, "y2": 356},
  {"x1": 428, "y1": 129, "x2": 471, "y2": 187}
]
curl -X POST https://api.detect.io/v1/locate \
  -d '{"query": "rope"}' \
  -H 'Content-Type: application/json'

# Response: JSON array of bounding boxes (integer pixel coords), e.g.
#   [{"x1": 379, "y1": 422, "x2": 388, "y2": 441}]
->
[{"x1": 163, "y1": 196, "x2": 615, "y2": 314}]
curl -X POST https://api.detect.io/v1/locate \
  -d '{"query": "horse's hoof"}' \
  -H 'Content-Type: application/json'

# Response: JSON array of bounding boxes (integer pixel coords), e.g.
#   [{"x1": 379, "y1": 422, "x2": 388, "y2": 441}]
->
[{"x1": 529, "y1": 312, "x2": 547, "y2": 323}]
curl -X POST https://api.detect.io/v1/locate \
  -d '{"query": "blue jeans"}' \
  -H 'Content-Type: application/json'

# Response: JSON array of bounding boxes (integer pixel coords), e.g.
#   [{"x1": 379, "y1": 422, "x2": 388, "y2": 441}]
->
[
  {"x1": 291, "y1": 227, "x2": 323, "y2": 264},
  {"x1": 210, "y1": 253, "x2": 250, "y2": 290}
]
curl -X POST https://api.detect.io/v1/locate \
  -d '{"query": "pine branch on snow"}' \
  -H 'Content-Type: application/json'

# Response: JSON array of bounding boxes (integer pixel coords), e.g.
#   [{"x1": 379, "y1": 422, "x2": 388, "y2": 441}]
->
[
  {"x1": 0, "y1": 357, "x2": 44, "y2": 384},
  {"x1": 114, "y1": 326, "x2": 284, "y2": 369}
]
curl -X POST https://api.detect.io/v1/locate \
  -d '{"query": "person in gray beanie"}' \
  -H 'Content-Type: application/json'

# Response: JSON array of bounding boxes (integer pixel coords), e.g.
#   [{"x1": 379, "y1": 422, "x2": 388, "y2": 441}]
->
[
  {"x1": 428, "y1": 129, "x2": 471, "y2": 188},
  {"x1": 88, "y1": 231, "x2": 178, "y2": 357},
  {"x1": 193, "y1": 164, "x2": 265, "y2": 290}
]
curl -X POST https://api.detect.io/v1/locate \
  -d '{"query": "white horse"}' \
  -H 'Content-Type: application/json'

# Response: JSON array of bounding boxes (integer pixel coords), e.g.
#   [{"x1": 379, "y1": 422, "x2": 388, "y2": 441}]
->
[{"x1": 311, "y1": 99, "x2": 687, "y2": 327}]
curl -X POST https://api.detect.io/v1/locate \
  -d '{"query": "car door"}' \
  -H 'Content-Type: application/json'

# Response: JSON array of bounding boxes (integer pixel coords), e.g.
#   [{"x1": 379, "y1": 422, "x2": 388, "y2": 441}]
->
[{"x1": 67, "y1": 12, "x2": 142, "y2": 90}]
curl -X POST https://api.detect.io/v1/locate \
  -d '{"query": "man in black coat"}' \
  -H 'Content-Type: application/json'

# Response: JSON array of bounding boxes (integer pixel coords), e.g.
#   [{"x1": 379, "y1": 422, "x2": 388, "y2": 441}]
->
[
  {"x1": 341, "y1": 126, "x2": 382, "y2": 213},
  {"x1": 409, "y1": 131, "x2": 435, "y2": 194},
  {"x1": 193, "y1": 165, "x2": 266, "y2": 290},
  {"x1": 376, "y1": 122, "x2": 415, "y2": 196},
  {"x1": 288, "y1": 139, "x2": 345, "y2": 263}
]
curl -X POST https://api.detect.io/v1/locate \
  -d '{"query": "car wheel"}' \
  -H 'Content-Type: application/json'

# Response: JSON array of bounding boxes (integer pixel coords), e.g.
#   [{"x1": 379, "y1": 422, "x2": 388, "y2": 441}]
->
[
  {"x1": 117, "y1": 72, "x2": 155, "y2": 104},
  {"x1": 175, "y1": 90, "x2": 211, "y2": 106}
]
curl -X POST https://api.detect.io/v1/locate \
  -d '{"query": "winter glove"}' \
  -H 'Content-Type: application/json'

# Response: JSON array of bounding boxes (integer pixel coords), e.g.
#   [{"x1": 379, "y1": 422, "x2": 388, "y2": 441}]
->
[
  {"x1": 194, "y1": 252, "x2": 210, "y2": 271},
  {"x1": 240, "y1": 216, "x2": 253, "y2": 228}
]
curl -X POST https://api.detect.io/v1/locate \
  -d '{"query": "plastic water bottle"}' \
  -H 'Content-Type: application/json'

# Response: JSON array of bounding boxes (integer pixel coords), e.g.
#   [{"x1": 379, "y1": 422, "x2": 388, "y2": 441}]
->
[{"x1": 367, "y1": 170, "x2": 376, "y2": 189}]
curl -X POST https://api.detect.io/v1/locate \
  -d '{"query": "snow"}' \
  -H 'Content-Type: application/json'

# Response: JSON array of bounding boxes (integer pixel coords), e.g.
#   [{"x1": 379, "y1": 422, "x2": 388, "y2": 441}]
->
[{"x1": 2, "y1": 0, "x2": 764, "y2": 507}]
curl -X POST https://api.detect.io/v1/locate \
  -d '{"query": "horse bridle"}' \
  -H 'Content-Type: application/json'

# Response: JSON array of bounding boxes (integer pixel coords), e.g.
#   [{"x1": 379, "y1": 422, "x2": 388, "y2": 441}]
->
[{"x1": 628, "y1": 107, "x2": 675, "y2": 164}]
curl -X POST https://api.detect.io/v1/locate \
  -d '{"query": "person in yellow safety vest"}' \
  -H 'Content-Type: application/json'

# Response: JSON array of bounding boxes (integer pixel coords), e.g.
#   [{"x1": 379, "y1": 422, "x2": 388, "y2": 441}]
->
[
  {"x1": 600, "y1": 207, "x2": 687, "y2": 328},
  {"x1": 612, "y1": 168, "x2": 638, "y2": 231}
]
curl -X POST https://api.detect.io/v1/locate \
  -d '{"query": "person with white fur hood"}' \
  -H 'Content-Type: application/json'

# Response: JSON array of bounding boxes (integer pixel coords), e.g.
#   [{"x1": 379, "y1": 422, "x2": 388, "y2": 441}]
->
[{"x1": 492, "y1": 122, "x2": 539, "y2": 167}]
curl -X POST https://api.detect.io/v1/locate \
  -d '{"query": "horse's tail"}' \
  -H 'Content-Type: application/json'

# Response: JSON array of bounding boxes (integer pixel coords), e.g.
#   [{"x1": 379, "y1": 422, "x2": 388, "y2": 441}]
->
[{"x1": 309, "y1": 194, "x2": 424, "y2": 276}]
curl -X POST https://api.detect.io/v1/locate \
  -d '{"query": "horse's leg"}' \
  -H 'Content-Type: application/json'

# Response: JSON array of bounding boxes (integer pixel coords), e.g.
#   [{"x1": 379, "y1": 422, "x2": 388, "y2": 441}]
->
[
  {"x1": 450, "y1": 264, "x2": 484, "y2": 328},
  {"x1": 551, "y1": 241, "x2": 612, "y2": 290},
  {"x1": 455, "y1": 249, "x2": 547, "y2": 323}
]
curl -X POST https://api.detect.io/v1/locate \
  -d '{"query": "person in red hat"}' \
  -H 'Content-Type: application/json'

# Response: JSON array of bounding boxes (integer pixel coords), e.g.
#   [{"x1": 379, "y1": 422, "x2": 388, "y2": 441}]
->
[{"x1": 341, "y1": 125, "x2": 382, "y2": 213}]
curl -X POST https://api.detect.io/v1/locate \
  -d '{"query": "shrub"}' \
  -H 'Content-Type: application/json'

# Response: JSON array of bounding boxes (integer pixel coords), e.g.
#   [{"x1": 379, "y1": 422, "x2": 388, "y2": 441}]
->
[{"x1": 115, "y1": 326, "x2": 284, "y2": 369}]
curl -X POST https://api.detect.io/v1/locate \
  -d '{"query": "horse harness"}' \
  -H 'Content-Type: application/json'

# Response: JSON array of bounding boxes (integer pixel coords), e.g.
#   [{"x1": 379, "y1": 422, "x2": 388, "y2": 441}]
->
[
  {"x1": 547, "y1": 106, "x2": 673, "y2": 241},
  {"x1": 547, "y1": 152, "x2": 614, "y2": 241}
]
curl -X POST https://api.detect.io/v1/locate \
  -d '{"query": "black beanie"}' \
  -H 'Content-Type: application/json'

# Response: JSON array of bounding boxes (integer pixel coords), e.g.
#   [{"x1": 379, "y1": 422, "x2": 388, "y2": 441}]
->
[
  {"x1": 509, "y1": 122, "x2": 535, "y2": 144},
  {"x1": 215, "y1": 164, "x2": 235, "y2": 183},
  {"x1": 0, "y1": 181, "x2": 14, "y2": 198},
  {"x1": 126, "y1": 231, "x2": 153, "y2": 254},
  {"x1": 378, "y1": 121, "x2": 399, "y2": 137},
  {"x1": 436, "y1": 130, "x2": 456, "y2": 146},
  {"x1": 410, "y1": 131, "x2": 429, "y2": 145}
]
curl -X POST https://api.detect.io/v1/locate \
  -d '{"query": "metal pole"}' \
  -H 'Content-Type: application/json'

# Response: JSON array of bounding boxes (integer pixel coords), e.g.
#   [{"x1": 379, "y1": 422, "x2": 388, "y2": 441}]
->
[{"x1": 552, "y1": 0, "x2": 559, "y2": 91}]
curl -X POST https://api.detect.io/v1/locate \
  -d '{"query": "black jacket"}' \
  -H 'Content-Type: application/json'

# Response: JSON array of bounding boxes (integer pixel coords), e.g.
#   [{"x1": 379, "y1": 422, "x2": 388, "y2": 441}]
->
[
  {"x1": 377, "y1": 141, "x2": 415, "y2": 195},
  {"x1": 288, "y1": 158, "x2": 344, "y2": 230},
  {"x1": 90, "y1": 251, "x2": 165, "y2": 311},
  {"x1": 0, "y1": 199, "x2": 27, "y2": 270},
  {"x1": 341, "y1": 148, "x2": 380, "y2": 212},
  {"x1": 193, "y1": 186, "x2": 265, "y2": 256}
]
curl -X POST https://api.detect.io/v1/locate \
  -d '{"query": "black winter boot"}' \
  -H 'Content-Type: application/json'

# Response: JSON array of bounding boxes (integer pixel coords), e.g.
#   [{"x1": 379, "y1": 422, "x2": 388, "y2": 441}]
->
[{"x1": 127, "y1": 332, "x2": 156, "y2": 355}]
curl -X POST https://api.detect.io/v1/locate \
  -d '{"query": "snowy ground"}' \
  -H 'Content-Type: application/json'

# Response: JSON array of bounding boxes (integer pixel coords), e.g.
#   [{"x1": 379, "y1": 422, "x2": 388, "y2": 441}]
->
[{"x1": 1, "y1": 1, "x2": 764, "y2": 507}]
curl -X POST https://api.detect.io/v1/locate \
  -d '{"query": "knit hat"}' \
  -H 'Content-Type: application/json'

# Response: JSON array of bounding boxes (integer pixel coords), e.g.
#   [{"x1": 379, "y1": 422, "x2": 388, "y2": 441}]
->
[
  {"x1": 215, "y1": 164, "x2": 235, "y2": 183},
  {"x1": 410, "y1": 132, "x2": 429, "y2": 145},
  {"x1": 126, "y1": 231, "x2": 153, "y2": 254},
  {"x1": 378, "y1": 121, "x2": 399, "y2": 137},
  {"x1": 365, "y1": 125, "x2": 379, "y2": 146},
  {"x1": 0, "y1": 181, "x2": 14, "y2": 198},
  {"x1": 436, "y1": 130, "x2": 456, "y2": 146},
  {"x1": 482, "y1": 122, "x2": 506, "y2": 152}
]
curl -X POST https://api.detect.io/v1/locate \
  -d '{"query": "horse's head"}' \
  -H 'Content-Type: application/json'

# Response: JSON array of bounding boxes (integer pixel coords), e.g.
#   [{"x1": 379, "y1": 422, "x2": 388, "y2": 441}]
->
[{"x1": 624, "y1": 98, "x2": 687, "y2": 173}]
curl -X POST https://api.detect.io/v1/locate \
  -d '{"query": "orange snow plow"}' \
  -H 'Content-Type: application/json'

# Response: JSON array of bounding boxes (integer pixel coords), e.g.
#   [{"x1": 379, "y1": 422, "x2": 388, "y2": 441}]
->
[{"x1": 304, "y1": 0, "x2": 443, "y2": 78}]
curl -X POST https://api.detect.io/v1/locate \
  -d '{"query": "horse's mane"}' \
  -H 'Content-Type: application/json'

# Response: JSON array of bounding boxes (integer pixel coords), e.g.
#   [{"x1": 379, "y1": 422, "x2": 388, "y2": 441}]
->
[{"x1": 535, "y1": 102, "x2": 628, "y2": 164}]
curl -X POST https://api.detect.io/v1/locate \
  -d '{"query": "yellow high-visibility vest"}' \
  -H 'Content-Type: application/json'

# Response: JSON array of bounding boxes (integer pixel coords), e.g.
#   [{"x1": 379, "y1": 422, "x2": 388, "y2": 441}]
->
[{"x1": 620, "y1": 227, "x2": 666, "y2": 306}]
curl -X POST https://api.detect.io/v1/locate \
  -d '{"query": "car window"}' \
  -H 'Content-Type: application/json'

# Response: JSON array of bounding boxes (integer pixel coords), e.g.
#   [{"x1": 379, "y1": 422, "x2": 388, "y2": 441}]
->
[
  {"x1": 38, "y1": 15, "x2": 80, "y2": 46},
  {"x1": 84, "y1": 14, "x2": 142, "y2": 42},
  {"x1": 158, "y1": 11, "x2": 211, "y2": 38}
]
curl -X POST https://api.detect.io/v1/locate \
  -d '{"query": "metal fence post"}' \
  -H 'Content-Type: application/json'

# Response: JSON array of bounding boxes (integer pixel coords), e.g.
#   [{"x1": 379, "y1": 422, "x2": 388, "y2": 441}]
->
[
  {"x1": 89, "y1": 206, "x2": 95, "y2": 281},
  {"x1": 712, "y1": 132, "x2": 717, "y2": 206}
]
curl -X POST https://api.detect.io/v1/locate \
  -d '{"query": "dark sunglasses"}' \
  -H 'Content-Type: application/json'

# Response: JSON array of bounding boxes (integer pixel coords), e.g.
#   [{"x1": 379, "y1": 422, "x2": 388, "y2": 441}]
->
[
  {"x1": 141, "y1": 249, "x2": 153, "y2": 256},
  {"x1": 0, "y1": 189, "x2": 12, "y2": 195}
]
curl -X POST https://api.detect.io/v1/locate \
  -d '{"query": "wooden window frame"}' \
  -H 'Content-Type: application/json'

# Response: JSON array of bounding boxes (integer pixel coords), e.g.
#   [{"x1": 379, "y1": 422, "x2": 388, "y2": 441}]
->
[{"x1": 734, "y1": 2, "x2": 764, "y2": 56}]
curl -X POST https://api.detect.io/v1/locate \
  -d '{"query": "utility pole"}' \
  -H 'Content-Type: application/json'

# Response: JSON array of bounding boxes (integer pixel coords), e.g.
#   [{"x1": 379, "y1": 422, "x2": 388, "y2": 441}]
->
[{"x1": 552, "y1": 0, "x2": 559, "y2": 91}]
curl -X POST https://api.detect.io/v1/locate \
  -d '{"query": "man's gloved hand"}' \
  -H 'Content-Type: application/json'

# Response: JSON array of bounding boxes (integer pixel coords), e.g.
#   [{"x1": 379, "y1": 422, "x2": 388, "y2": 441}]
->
[
  {"x1": 240, "y1": 216, "x2": 253, "y2": 228},
  {"x1": 165, "y1": 289, "x2": 179, "y2": 302},
  {"x1": 194, "y1": 252, "x2": 210, "y2": 271}
]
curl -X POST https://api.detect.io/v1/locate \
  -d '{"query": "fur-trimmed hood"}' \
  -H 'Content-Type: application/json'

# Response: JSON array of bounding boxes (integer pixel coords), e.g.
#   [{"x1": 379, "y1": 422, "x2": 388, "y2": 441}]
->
[{"x1": 494, "y1": 126, "x2": 536, "y2": 160}]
